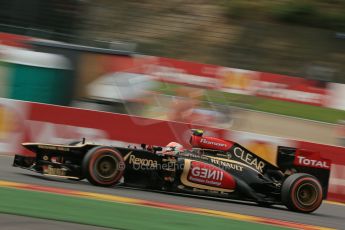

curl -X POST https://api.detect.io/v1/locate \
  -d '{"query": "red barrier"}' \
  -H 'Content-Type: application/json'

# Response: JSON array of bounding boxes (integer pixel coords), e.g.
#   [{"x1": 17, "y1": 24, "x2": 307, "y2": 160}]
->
[
  {"x1": 143, "y1": 57, "x2": 329, "y2": 106},
  {"x1": 255, "y1": 72, "x2": 328, "y2": 106},
  {"x1": 27, "y1": 103, "x2": 226, "y2": 147}
]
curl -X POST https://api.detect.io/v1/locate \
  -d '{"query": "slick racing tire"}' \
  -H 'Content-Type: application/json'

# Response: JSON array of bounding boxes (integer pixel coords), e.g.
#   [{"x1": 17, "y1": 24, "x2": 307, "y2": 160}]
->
[
  {"x1": 82, "y1": 146, "x2": 125, "y2": 187},
  {"x1": 281, "y1": 173, "x2": 323, "y2": 213}
]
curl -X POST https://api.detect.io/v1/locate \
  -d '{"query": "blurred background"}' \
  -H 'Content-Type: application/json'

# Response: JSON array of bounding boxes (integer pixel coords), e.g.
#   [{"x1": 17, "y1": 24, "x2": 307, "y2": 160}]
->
[{"x1": 0, "y1": 0, "x2": 345, "y2": 146}]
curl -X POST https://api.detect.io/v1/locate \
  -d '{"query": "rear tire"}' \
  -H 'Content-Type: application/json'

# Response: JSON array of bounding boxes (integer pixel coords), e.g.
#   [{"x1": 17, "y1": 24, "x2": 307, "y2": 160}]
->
[
  {"x1": 281, "y1": 173, "x2": 323, "y2": 213},
  {"x1": 82, "y1": 146, "x2": 124, "y2": 187}
]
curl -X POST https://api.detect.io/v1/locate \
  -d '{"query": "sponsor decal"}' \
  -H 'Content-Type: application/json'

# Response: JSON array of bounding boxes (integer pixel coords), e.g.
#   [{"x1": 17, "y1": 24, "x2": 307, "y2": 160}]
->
[
  {"x1": 295, "y1": 155, "x2": 330, "y2": 169},
  {"x1": 200, "y1": 138, "x2": 226, "y2": 147},
  {"x1": 233, "y1": 147, "x2": 266, "y2": 173},
  {"x1": 254, "y1": 80, "x2": 327, "y2": 106},
  {"x1": 43, "y1": 165, "x2": 66, "y2": 176},
  {"x1": 218, "y1": 68, "x2": 328, "y2": 106},
  {"x1": 150, "y1": 67, "x2": 218, "y2": 88},
  {"x1": 191, "y1": 135, "x2": 232, "y2": 151},
  {"x1": 177, "y1": 152, "x2": 209, "y2": 161},
  {"x1": 229, "y1": 132, "x2": 295, "y2": 167},
  {"x1": 126, "y1": 152, "x2": 176, "y2": 171},
  {"x1": 293, "y1": 149, "x2": 331, "y2": 170},
  {"x1": 180, "y1": 160, "x2": 235, "y2": 192},
  {"x1": 219, "y1": 67, "x2": 257, "y2": 95},
  {"x1": 146, "y1": 58, "x2": 220, "y2": 89},
  {"x1": 128, "y1": 155, "x2": 158, "y2": 168},
  {"x1": 189, "y1": 166, "x2": 224, "y2": 186},
  {"x1": 38, "y1": 145, "x2": 70, "y2": 151},
  {"x1": 206, "y1": 155, "x2": 264, "y2": 174},
  {"x1": 209, "y1": 158, "x2": 243, "y2": 172}
]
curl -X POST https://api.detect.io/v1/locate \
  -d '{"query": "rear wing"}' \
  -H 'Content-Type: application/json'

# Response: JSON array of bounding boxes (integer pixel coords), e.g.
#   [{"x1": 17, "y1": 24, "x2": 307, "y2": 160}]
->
[{"x1": 277, "y1": 146, "x2": 331, "y2": 199}]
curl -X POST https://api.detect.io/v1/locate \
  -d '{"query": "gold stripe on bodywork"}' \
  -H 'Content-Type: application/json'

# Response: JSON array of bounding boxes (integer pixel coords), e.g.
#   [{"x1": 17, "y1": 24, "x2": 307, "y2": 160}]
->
[{"x1": 123, "y1": 151, "x2": 133, "y2": 161}]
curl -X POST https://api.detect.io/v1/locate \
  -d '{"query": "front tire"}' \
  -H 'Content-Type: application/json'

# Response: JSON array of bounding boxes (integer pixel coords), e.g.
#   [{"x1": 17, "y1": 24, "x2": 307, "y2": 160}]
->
[
  {"x1": 82, "y1": 146, "x2": 124, "y2": 187},
  {"x1": 281, "y1": 173, "x2": 323, "y2": 213}
]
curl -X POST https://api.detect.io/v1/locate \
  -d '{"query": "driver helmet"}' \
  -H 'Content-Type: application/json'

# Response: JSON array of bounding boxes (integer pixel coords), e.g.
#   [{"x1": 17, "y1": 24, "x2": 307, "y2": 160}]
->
[{"x1": 164, "y1": 142, "x2": 184, "y2": 155}]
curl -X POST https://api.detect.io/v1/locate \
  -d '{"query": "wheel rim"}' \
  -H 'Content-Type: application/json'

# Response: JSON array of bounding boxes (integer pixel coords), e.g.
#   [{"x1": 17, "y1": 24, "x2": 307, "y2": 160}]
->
[
  {"x1": 296, "y1": 183, "x2": 318, "y2": 206},
  {"x1": 94, "y1": 155, "x2": 119, "y2": 180}
]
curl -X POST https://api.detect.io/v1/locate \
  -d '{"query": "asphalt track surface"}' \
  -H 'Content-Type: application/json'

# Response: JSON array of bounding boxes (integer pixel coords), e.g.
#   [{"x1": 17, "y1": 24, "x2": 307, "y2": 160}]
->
[{"x1": 1, "y1": 156, "x2": 345, "y2": 229}]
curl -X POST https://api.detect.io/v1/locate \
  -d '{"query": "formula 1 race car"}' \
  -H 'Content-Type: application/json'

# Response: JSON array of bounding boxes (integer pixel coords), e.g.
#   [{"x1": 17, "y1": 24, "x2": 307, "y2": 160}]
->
[{"x1": 13, "y1": 129, "x2": 331, "y2": 213}]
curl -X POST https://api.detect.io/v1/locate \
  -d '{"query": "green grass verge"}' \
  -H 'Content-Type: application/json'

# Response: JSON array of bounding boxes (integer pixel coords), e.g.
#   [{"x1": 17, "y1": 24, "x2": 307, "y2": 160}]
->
[
  {"x1": 154, "y1": 83, "x2": 345, "y2": 123},
  {"x1": 207, "y1": 90, "x2": 345, "y2": 123},
  {"x1": 0, "y1": 187, "x2": 288, "y2": 230}
]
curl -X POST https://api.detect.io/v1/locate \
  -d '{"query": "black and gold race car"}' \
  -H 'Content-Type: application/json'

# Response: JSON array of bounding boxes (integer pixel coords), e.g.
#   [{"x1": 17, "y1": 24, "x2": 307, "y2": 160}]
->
[{"x1": 13, "y1": 129, "x2": 331, "y2": 213}]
